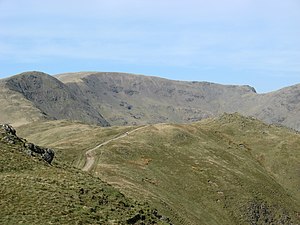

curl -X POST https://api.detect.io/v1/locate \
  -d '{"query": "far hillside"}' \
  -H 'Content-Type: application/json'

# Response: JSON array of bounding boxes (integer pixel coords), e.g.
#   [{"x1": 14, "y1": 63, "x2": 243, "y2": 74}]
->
[
  {"x1": 1, "y1": 71, "x2": 299, "y2": 131},
  {"x1": 18, "y1": 113, "x2": 300, "y2": 225}
]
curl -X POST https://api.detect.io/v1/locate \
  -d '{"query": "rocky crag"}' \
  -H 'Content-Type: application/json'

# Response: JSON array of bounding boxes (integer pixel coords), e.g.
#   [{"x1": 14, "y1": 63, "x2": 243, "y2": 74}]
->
[{"x1": 1, "y1": 123, "x2": 55, "y2": 164}]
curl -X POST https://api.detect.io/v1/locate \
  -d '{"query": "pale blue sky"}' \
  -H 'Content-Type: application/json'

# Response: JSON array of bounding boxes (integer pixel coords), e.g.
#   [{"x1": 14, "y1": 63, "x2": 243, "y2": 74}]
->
[{"x1": 0, "y1": 0, "x2": 299, "y2": 93}]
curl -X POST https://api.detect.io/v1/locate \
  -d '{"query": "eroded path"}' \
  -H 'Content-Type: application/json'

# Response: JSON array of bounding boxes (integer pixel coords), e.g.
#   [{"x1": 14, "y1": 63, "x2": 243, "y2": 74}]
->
[{"x1": 82, "y1": 125, "x2": 148, "y2": 172}]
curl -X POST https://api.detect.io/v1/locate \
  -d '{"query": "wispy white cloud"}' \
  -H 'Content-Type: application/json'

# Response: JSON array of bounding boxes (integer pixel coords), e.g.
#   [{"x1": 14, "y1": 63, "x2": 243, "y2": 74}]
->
[{"x1": 0, "y1": 0, "x2": 299, "y2": 88}]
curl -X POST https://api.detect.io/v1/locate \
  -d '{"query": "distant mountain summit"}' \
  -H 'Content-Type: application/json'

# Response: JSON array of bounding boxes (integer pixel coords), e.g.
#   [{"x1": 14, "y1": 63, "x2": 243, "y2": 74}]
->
[
  {"x1": 1, "y1": 71, "x2": 109, "y2": 126},
  {"x1": 56, "y1": 72, "x2": 257, "y2": 124},
  {"x1": 1, "y1": 71, "x2": 299, "y2": 130},
  {"x1": 57, "y1": 71, "x2": 300, "y2": 130}
]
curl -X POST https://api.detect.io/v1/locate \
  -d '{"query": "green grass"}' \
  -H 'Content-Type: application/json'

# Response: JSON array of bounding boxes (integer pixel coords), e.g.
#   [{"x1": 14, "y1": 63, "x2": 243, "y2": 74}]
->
[
  {"x1": 0, "y1": 127, "x2": 170, "y2": 225},
  {"x1": 18, "y1": 114, "x2": 300, "y2": 225},
  {"x1": 18, "y1": 120, "x2": 138, "y2": 168},
  {"x1": 94, "y1": 121, "x2": 299, "y2": 224}
]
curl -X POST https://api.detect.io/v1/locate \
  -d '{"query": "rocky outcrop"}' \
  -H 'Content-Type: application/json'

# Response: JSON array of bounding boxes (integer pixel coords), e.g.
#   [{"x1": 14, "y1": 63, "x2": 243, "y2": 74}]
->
[
  {"x1": 126, "y1": 209, "x2": 172, "y2": 225},
  {"x1": 2, "y1": 124, "x2": 16, "y2": 135},
  {"x1": 246, "y1": 200, "x2": 293, "y2": 225},
  {"x1": 25, "y1": 142, "x2": 55, "y2": 164},
  {"x1": 0, "y1": 124, "x2": 55, "y2": 164}
]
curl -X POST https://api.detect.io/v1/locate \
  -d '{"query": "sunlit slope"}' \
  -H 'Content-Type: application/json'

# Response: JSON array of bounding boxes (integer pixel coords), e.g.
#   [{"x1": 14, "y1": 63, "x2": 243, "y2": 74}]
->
[
  {"x1": 19, "y1": 114, "x2": 300, "y2": 225},
  {"x1": 0, "y1": 125, "x2": 170, "y2": 225},
  {"x1": 92, "y1": 114, "x2": 299, "y2": 225},
  {"x1": 201, "y1": 113, "x2": 300, "y2": 201},
  {"x1": 18, "y1": 120, "x2": 137, "y2": 168},
  {"x1": 0, "y1": 81, "x2": 47, "y2": 126}
]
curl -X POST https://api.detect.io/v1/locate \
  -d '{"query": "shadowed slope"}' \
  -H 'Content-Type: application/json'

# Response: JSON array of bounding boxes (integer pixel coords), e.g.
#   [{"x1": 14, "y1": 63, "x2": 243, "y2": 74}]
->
[{"x1": 1, "y1": 71, "x2": 109, "y2": 126}]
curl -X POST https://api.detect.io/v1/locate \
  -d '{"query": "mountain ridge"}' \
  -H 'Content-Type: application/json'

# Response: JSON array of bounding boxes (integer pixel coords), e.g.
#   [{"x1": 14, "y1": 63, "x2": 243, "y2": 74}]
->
[
  {"x1": 17, "y1": 113, "x2": 300, "y2": 225},
  {"x1": 1, "y1": 70, "x2": 299, "y2": 224},
  {"x1": 55, "y1": 71, "x2": 300, "y2": 130},
  {"x1": 1, "y1": 71, "x2": 299, "y2": 131}
]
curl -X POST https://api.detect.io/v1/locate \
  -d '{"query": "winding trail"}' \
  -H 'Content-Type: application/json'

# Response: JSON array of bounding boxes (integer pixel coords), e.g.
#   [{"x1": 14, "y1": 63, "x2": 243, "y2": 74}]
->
[{"x1": 82, "y1": 125, "x2": 148, "y2": 172}]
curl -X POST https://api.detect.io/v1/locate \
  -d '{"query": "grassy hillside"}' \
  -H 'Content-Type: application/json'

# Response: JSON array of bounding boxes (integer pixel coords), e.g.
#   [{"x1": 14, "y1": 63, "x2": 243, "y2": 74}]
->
[
  {"x1": 0, "y1": 81, "x2": 47, "y2": 126},
  {"x1": 18, "y1": 120, "x2": 138, "y2": 168},
  {"x1": 18, "y1": 114, "x2": 300, "y2": 225},
  {"x1": 0, "y1": 125, "x2": 170, "y2": 225},
  {"x1": 251, "y1": 84, "x2": 300, "y2": 131}
]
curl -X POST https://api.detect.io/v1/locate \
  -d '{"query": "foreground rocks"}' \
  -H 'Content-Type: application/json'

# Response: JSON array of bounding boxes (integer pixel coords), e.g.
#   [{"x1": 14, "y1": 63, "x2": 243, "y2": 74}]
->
[{"x1": 0, "y1": 124, "x2": 55, "y2": 164}]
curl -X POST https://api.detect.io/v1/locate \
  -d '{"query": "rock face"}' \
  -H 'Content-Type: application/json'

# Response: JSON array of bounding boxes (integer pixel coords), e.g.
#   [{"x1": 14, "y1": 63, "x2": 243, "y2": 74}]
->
[
  {"x1": 57, "y1": 72, "x2": 300, "y2": 130},
  {"x1": 25, "y1": 142, "x2": 55, "y2": 164},
  {"x1": 56, "y1": 72, "x2": 257, "y2": 126},
  {"x1": 0, "y1": 124, "x2": 55, "y2": 164},
  {"x1": 1, "y1": 71, "x2": 299, "y2": 130},
  {"x1": 247, "y1": 200, "x2": 293, "y2": 225},
  {"x1": 2, "y1": 124, "x2": 16, "y2": 135},
  {"x1": 2, "y1": 71, "x2": 109, "y2": 127}
]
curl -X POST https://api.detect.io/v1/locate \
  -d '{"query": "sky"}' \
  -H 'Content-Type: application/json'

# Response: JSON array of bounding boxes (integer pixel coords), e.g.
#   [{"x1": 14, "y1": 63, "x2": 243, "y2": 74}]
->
[{"x1": 0, "y1": 0, "x2": 299, "y2": 93}]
